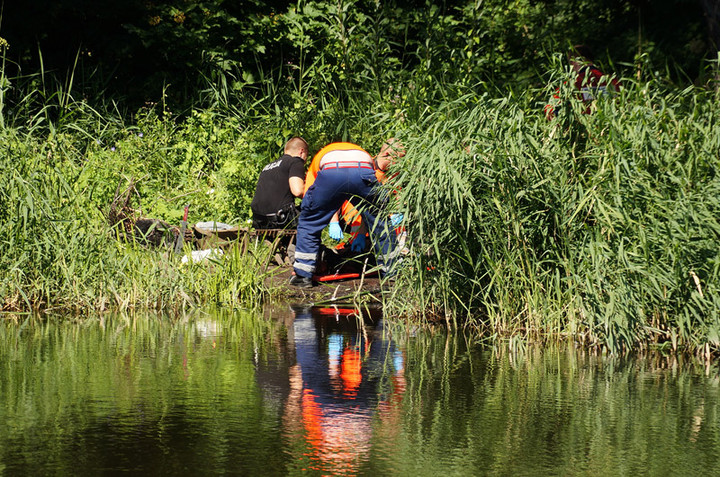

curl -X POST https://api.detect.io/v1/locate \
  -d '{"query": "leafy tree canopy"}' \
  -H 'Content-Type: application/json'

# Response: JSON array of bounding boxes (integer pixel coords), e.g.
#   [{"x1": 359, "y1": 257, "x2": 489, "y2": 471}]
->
[{"x1": 1, "y1": 0, "x2": 717, "y2": 111}]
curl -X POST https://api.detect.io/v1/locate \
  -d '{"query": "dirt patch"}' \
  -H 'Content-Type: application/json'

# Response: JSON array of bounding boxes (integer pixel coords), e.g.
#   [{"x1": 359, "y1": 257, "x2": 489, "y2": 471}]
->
[{"x1": 265, "y1": 265, "x2": 387, "y2": 305}]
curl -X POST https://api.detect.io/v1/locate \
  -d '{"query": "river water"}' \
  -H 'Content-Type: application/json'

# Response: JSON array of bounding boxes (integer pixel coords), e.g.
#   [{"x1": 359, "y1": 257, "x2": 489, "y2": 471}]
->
[{"x1": 1, "y1": 306, "x2": 719, "y2": 475}]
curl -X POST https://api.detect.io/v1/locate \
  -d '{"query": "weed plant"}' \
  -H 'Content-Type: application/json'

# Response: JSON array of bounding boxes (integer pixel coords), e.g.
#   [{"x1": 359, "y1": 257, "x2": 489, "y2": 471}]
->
[
  {"x1": 0, "y1": 124, "x2": 274, "y2": 313},
  {"x1": 388, "y1": 69, "x2": 720, "y2": 355}
]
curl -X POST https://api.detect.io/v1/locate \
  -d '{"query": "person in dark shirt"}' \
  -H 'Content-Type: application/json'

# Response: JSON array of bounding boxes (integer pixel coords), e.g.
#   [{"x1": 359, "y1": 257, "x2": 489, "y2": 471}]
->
[{"x1": 251, "y1": 137, "x2": 309, "y2": 229}]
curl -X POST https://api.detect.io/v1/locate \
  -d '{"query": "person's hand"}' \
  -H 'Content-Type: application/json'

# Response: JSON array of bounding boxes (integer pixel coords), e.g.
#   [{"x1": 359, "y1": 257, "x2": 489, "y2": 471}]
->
[
  {"x1": 350, "y1": 233, "x2": 366, "y2": 252},
  {"x1": 390, "y1": 213, "x2": 404, "y2": 227},
  {"x1": 328, "y1": 221, "x2": 343, "y2": 241}
]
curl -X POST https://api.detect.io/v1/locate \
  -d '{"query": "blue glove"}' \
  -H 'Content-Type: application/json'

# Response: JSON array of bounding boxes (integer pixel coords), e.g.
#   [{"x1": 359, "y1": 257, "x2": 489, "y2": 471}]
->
[
  {"x1": 350, "y1": 233, "x2": 366, "y2": 252},
  {"x1": 390, "y1": 213, "x2": 404, "y2": 227},
  {"x1": 328, "y1": 221, "x2": 343, "y2": 241}
]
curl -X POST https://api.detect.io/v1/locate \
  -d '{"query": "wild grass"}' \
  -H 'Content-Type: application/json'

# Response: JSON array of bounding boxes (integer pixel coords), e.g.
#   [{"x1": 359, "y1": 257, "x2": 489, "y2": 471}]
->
[
  {"x1": 0, "y1": 125, "x2": 276, "y2": 313},
  {"x1": 387, "y1": 71, "x2": 720, "y2": 355},
  {"x1": 0, "y1": 54, "x2": 399, "y2": 316},
  {"x1": 2, "y1": 39, "x2": 719, "y2": 357}
]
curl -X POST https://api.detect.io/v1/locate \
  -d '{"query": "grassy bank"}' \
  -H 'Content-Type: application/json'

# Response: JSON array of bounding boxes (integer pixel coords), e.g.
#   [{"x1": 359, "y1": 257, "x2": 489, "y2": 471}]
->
[
  {"x1": 0, "y1": 123, "x2": 279, "y2": 313},
  {"x1": 389, "y1": 74, "x2": 720, "y2": 355},
  {"x1": 2, "y1": 53, "x2": 720, "y2": 356},
  {"x1": 0, "y1": 52, "x2": 405, "y2": 315}
]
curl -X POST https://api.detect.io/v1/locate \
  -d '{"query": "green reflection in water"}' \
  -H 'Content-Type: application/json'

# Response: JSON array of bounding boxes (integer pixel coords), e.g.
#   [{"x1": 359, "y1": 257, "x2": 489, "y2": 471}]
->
[
  {"x1": 377, "y1": 332, "x2": 720, "y2": 476},
  {"x1": 0, "y1": 310, "x2": 288, "y2": 475},
  {"x1": 1, "y1": 310, "x2": 719, "y2": 476}
]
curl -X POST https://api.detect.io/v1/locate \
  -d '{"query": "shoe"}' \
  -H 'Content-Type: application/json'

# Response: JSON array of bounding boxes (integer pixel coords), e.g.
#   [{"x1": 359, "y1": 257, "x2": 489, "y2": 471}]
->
[{"x1": 289, "y1": 274, "x2": 314, "y2": 289}]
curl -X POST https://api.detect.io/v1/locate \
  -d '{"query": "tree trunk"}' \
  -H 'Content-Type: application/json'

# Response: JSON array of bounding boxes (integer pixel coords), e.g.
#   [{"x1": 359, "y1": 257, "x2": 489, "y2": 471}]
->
[{"x1": 700, "y1": 0, "x2": 720, "y2": 51}]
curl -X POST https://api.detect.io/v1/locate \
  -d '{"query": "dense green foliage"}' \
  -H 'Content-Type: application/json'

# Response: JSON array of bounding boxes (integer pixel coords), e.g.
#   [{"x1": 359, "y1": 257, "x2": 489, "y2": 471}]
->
[
  {"x1": 0, "y1": 121, "x2": 277, "y2": 312},
  {"x1": 2, "y1": 0, "x2": 718, "y2": 111},
  {"x1": 389, "y1": 69, "x2": 720, "y2": 355},
  {"x1": 1, "y1": 2, "x2": 720, "y2": 354}
]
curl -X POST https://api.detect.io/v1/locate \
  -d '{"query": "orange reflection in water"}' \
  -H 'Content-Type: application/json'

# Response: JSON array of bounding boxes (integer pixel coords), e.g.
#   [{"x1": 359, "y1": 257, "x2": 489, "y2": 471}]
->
[
  {"x1": 339, "y1": 345, "x2": 362, "y2": 397},
  {"x1": 283, "y1": 306, "x2": 405, "y2": 475},
  {"x1": 300, "y1": 387, "x2": 373, "y2": 473}
]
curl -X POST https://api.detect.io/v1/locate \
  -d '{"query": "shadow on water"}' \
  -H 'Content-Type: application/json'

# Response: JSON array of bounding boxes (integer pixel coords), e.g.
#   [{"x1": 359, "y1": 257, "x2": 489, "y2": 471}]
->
[{"x1": 1, "y1": 308, "x2": 720, "y2": 475}]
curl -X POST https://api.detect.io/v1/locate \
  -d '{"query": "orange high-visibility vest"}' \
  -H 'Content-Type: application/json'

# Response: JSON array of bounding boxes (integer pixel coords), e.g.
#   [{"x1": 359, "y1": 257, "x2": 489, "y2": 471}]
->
[
  {"x1": 304, "y1": 142, "x2": 372, "y2": 193},
  {"x1": 305, "y1": 143, "x2": 394, "y2": 243}
]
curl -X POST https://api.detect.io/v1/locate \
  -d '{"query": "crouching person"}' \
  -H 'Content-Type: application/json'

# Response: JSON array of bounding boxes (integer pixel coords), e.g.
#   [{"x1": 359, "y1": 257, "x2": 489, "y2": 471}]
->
[
  {"x1": 290, "y1": 140, "x2": 405, "y2": 288},
  {"x1": 250, "y1": 137, "x2": 309, "y2": 230}
]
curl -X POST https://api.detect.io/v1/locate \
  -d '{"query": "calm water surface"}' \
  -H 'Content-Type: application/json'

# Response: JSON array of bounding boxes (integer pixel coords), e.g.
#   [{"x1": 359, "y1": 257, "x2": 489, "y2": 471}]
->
[{"x1": 1, "y1": 306, "x2": 719, "y2": 476}]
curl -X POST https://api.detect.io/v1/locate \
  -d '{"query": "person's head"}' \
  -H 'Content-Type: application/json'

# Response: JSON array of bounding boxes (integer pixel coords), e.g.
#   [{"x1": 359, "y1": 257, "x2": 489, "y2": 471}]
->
[
  {"x1": 285, "y1": 137, "x2": 309, "y2": 161},
  {"x1": 376, "y1": 138, "x2": 405, "y2": 171}
]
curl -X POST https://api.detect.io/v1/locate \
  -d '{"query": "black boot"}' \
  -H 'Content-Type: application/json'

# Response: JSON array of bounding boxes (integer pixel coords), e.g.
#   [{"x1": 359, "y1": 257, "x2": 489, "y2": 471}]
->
[{"x1": 289, "y1": 274, "x2": 314, "y2": 288}]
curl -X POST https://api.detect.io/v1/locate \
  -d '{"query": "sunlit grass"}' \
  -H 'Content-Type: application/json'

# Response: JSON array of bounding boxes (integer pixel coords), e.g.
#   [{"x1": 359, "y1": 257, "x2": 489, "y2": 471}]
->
[
  {"x1": 0, "y1": 132, "x2": 275, "y2": 313},
  {"x1": 386, "y1": 74, "x2": 720, "y2": 354}
]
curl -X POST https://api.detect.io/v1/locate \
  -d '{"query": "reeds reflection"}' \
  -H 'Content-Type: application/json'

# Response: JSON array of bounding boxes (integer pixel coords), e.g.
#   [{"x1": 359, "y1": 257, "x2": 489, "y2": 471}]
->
[{"x1": 2, "y1": 311, "x2": 719, "y2": 475}]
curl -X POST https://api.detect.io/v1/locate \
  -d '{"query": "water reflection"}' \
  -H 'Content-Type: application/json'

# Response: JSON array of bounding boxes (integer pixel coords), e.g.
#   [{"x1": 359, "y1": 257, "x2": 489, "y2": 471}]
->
[
  {"x1": 258, "y1": 305, "x2": 405, "y2": 475},
  {"x1": 1, "y1": 311, "x2": 719, "y2": 475}
]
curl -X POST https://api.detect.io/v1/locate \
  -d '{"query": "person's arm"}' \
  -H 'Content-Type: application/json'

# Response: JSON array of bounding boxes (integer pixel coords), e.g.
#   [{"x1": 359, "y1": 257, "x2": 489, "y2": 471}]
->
[
  {"x1": 289, "y1": 176, "x2": 305, "y2": 198},
  {"x1": 289, "y1": 156, "x2": 307, "y2": 198}
]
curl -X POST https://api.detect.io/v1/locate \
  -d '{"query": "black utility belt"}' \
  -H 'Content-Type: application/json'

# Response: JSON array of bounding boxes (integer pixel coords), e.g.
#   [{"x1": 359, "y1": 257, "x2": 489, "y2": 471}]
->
[
  {"x1": 255, "y1": 210, "x2": 294, "y2": 219},
  {"x1": 254, "y1": 204, "x2": 298, "y2": 220}
]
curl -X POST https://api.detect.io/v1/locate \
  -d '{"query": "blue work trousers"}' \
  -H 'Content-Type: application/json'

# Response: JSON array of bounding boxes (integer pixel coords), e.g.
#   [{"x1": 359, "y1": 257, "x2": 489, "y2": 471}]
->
[{"x1": 293, "y1": 167, "x2": 397, "y2": 278}]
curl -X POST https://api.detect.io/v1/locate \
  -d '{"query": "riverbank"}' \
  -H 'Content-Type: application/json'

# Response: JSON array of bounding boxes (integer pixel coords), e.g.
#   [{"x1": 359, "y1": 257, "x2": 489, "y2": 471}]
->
[
  {"x1": 3, "y1": 74, "x2": 720, "y2": 356},
  {"x1": 266, "y1": 265, "x2": 387, "y2": 306}
]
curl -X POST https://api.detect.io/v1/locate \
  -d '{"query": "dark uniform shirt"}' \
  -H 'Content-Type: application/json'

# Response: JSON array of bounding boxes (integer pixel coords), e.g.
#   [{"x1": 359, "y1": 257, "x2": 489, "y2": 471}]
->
[{"x1": 251, "y1": 154, "x2": 305, "y2": 216}]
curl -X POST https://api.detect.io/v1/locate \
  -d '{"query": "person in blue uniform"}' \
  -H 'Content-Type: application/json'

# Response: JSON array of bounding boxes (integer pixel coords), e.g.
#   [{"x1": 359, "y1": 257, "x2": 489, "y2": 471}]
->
[{"x1": 290, "y1": 140, "x2": 405, "y2": 288}]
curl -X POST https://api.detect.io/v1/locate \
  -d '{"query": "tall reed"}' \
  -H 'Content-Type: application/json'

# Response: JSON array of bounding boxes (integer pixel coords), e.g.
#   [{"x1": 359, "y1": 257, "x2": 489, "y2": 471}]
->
[
  {"x1": 0, "y1": 125, "x2": 275, "y2": 313},
  {"x1": 388, "y1": 73, "x2": 720, "y2": 355}
]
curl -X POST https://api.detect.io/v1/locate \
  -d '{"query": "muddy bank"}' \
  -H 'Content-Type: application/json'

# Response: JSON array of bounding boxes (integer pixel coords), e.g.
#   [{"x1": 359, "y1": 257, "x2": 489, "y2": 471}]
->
[{"x1": 265, "y1": 266, "x2": 388, "y2": 305}]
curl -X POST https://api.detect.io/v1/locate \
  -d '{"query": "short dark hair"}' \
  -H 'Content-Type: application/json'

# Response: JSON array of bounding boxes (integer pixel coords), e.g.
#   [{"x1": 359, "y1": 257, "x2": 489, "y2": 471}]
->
[{"x1": 284, "y1": 137, "x2": 308, "y2": 155}]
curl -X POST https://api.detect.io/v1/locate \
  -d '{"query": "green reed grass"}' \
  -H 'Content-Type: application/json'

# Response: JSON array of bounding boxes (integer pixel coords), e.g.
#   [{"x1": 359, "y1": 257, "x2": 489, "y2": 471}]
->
[
  {"x1": 0, "y1": 127, "x2": 276, "y2": 313},
  {"x1": 3, "y1": 36, "x2": 719, "y2": 357},
  {"x1": 0, "y1": 53, "x2": 397, "y2": 316},
  {"x1": 388, "y1": 74, "x2": 720, "y2": 355}
]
